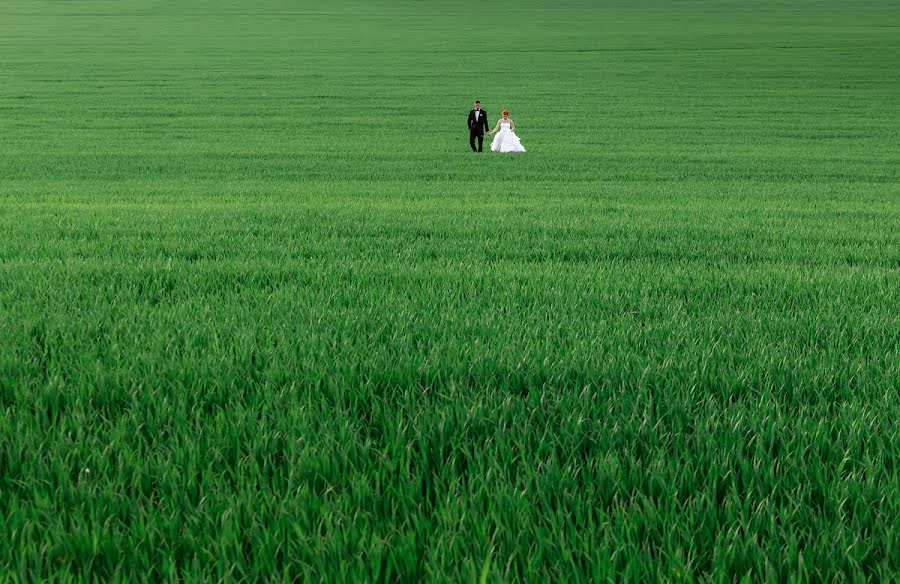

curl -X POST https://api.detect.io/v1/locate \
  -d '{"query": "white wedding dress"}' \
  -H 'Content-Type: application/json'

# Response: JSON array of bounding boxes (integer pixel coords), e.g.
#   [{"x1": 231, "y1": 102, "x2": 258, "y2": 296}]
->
[{"x1": 490, "y1": 122, "x2": 526, "y2": 153}]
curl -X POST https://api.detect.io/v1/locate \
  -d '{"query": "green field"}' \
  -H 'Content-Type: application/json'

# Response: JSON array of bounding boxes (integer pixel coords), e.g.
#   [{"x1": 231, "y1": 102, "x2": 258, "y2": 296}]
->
[{"x1": 1, "y1": 0, "x2": 899, "y2": 580}]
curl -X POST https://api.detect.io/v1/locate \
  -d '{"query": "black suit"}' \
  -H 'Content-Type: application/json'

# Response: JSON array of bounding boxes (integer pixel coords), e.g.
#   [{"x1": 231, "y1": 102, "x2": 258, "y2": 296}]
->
[{"x1": 468, "y1": 108, "x2": 489, "y2": 152}]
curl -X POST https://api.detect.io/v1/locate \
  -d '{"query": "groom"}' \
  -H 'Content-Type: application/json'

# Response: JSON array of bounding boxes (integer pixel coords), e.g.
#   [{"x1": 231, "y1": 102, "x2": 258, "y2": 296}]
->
[{"x1": 467, "y1": 100, "x2": 489, "y2": 152}]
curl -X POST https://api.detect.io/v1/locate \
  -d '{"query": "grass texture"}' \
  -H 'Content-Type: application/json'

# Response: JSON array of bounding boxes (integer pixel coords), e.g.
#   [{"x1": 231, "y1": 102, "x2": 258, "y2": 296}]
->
[{"x1": 1, "y1": 0, "x2": 899, "y2": 581}]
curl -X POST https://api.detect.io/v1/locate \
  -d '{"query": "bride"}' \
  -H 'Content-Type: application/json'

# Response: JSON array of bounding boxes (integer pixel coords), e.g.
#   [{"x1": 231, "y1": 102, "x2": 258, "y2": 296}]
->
[{"x1": 487, "y1": 109, "x2": 526, "y2": 153}]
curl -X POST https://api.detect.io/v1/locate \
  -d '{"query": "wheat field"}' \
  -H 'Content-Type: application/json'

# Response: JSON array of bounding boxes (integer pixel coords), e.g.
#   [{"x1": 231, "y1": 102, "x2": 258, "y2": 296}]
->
[{"x1": 1, "y1": 0, "x2": 899, "y2": 580}]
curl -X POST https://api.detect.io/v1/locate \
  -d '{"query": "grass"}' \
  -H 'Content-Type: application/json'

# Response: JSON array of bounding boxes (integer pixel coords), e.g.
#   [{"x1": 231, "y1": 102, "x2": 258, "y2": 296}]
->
[{"x1": 1, "y1": 0, "x2": 899, "y2": 581}]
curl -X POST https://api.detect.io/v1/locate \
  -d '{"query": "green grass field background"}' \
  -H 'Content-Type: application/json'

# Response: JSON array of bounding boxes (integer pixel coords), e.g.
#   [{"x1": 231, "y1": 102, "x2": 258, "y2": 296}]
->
[{"x1": 1, "y1": 0, "x2": 899, "y2": 580}]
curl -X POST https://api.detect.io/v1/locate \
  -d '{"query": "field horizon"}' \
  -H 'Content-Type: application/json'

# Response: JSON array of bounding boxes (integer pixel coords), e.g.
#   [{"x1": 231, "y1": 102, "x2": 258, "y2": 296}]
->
[{"x1": 1, "y1": 0, "x2": 899, "y2": 581}]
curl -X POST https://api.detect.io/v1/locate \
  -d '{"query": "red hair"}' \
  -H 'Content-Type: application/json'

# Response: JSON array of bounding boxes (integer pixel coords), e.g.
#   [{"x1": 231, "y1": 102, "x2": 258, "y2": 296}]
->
[{"x1": 502, "y1": 109, "x2": 510, "y2": 116}]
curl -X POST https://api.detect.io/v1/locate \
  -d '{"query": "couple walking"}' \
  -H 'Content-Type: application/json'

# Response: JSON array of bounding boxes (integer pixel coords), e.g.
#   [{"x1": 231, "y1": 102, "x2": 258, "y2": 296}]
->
[{"x1": 467, "y1": 100, "x2": 527, "y2": 153}]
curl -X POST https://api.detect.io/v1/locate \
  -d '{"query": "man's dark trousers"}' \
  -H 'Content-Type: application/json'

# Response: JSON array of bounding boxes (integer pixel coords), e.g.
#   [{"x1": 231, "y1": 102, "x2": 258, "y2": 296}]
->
[{"x1": 470, "y1": 131, "x2": 483, "y2": 152}]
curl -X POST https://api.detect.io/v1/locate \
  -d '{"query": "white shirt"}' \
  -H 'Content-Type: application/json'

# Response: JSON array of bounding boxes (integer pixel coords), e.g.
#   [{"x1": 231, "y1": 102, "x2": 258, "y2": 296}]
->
[{"x1": 474, "y1": 109, "x2": 480, "y2": 120}]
